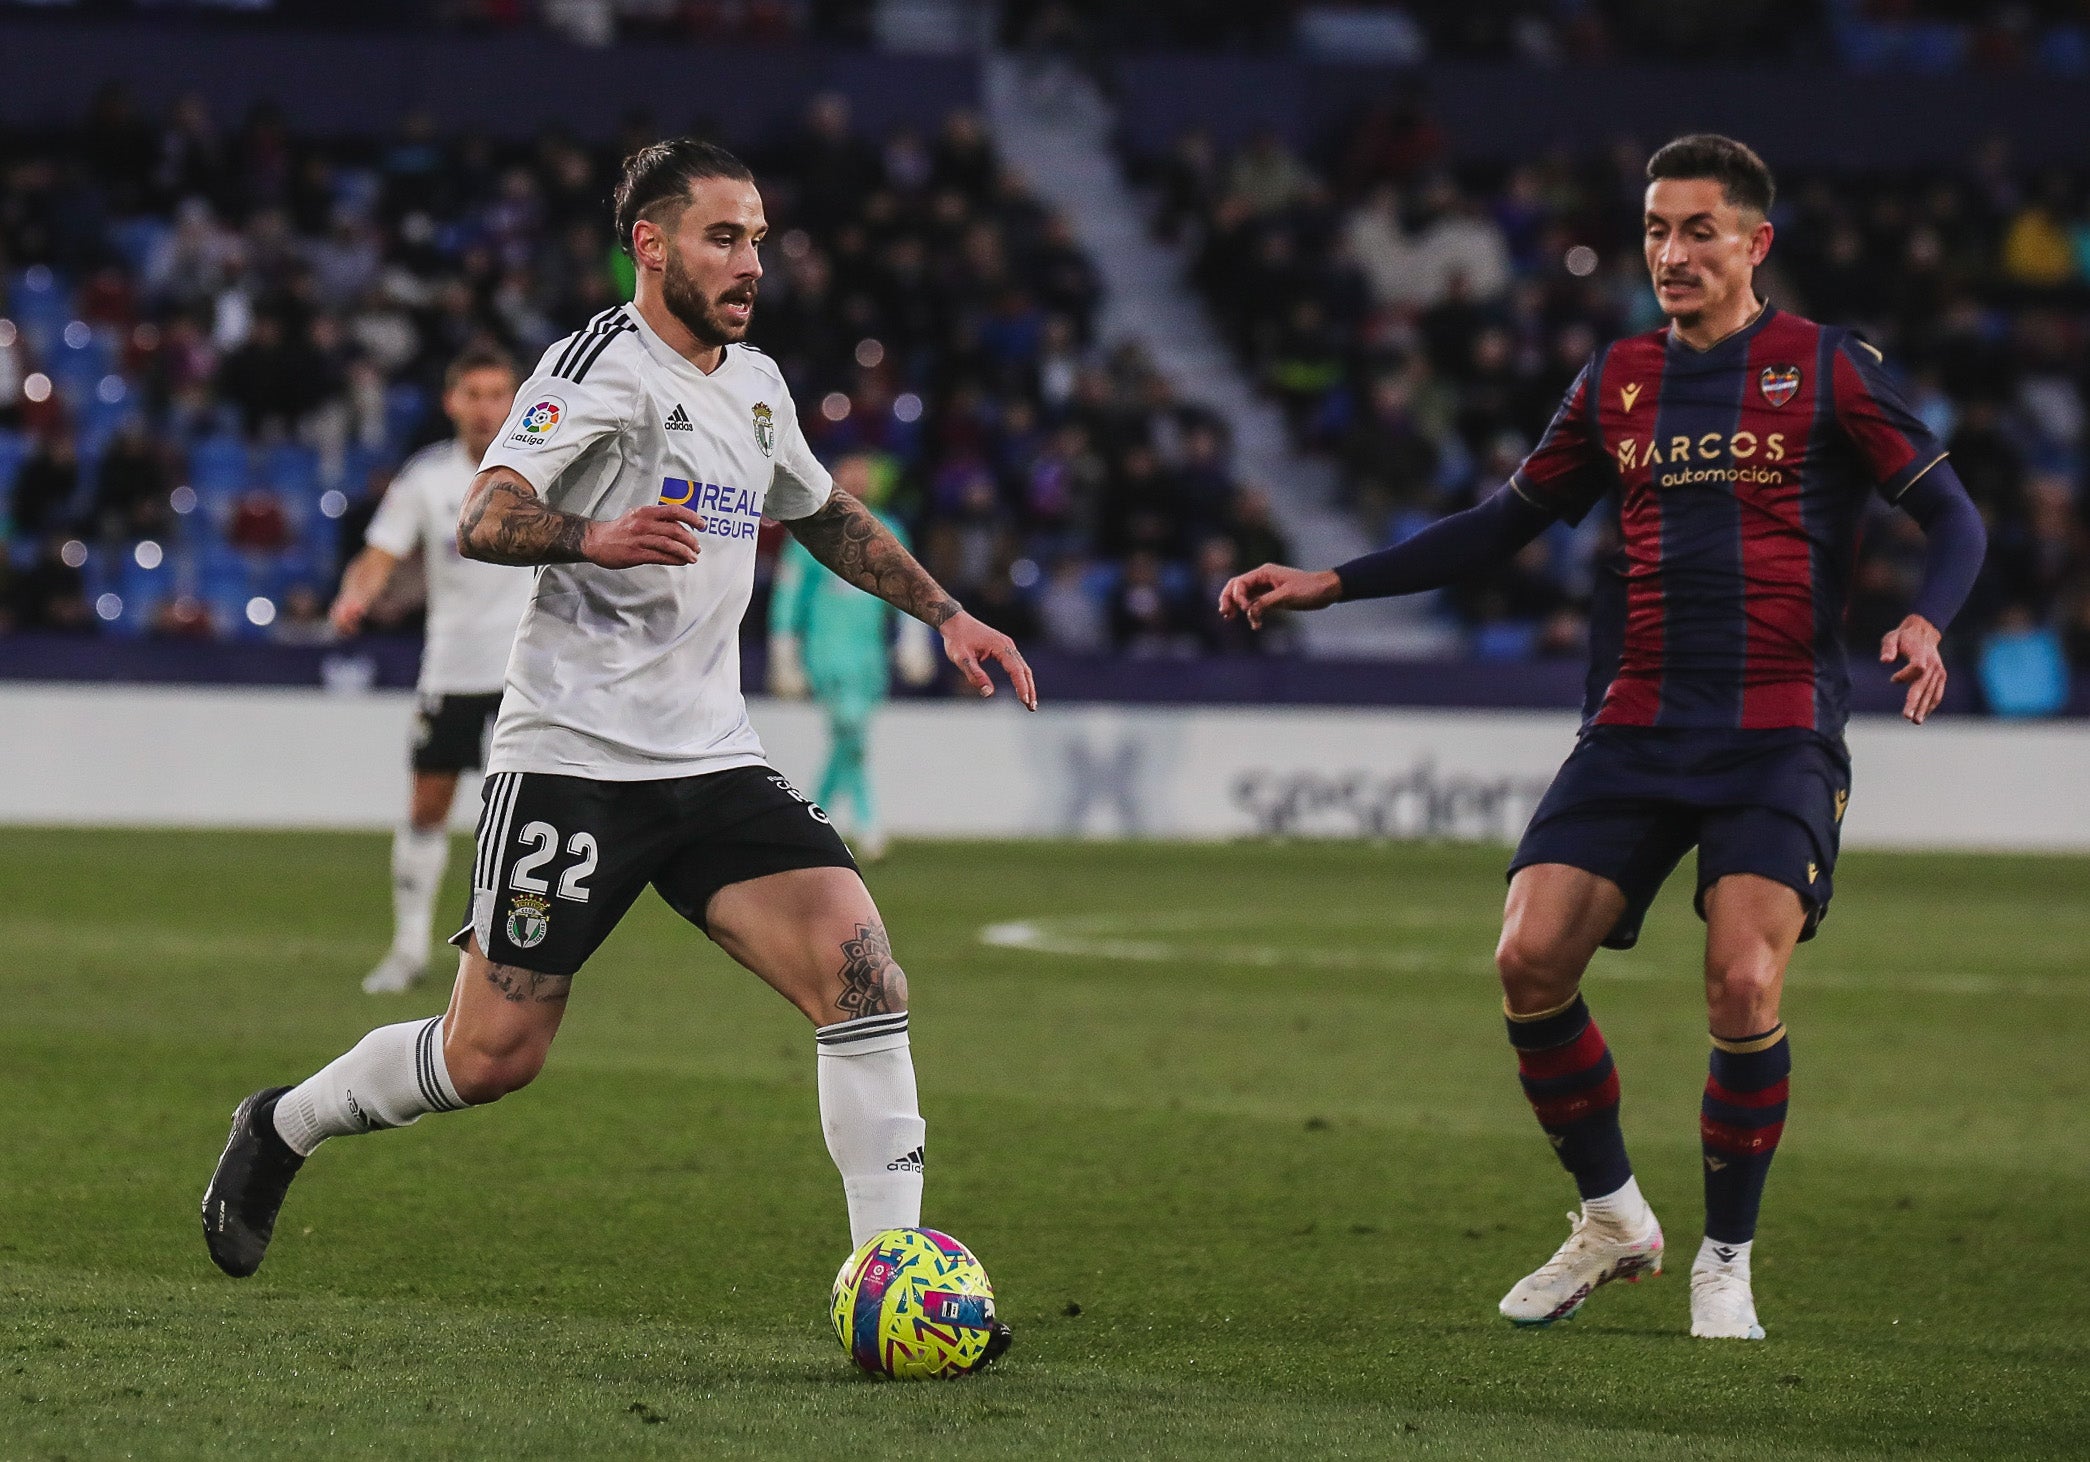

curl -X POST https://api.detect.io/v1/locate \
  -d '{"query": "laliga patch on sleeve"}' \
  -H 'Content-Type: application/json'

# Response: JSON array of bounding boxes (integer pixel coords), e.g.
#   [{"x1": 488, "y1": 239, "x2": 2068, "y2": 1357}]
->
[{"x1": 508, "y1": 395, "x2": 567, "y2": 448}]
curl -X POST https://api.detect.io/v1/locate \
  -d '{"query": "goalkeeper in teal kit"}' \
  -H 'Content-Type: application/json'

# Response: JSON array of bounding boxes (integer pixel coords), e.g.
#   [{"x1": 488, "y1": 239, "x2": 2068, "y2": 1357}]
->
[{"x1": 768, "y1": 453, "x2": 936, "y2": 858}]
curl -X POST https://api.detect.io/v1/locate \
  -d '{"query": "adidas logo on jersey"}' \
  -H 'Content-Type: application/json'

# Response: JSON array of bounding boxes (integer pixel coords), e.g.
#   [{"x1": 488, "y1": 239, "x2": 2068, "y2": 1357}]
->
[{"x1": 666, "y1": 404, "x2": 693, "y2": 431}]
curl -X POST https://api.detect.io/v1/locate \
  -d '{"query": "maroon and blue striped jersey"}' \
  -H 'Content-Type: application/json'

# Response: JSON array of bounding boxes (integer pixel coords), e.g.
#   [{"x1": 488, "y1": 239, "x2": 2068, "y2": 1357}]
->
[{"x1": 1512, "y1": 305, "x2": 1947, "y2": 737}]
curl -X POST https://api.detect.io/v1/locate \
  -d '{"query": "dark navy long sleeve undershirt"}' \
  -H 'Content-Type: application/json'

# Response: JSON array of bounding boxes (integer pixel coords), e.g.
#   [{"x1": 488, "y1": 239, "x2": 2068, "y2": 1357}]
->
[
  {"x1": 1331, "y1": 484, "x2": 1553, "y2": 602},
  {"x1": 1894, "y1": 459, "x2": 1986, "y2": 632}
]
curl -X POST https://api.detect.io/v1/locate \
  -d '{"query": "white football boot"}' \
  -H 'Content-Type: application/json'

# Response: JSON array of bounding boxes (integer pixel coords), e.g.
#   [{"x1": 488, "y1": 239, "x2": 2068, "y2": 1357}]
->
[
  {"x1": 1499, "y1": 1208, "x2": 1665, "y2": 1326},
  {"x1": 361, "y1": 951, "x2": 426, "y2": 995},
  {"x1": 1690, "y1": 1239, "x2": 1766, "y2": 1339}
]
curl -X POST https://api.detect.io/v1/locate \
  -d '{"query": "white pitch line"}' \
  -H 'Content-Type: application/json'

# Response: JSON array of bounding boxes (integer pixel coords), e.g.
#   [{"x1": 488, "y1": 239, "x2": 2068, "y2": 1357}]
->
[{"x1": 976, "y1": 918, "x2": 2088, "y2": 997}]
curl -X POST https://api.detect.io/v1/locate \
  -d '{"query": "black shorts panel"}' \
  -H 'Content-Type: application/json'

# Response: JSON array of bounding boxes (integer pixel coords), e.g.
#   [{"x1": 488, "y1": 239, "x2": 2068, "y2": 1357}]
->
[
  {"x1": 1508, "y1": 727, "x2": 1850, "y2": 950},
  {"x1": 411, "y1": 691, "x2": 503, "y2": 773},
  {"x1": 449, "y1": 765, "x2": 859, "y2": 976}
]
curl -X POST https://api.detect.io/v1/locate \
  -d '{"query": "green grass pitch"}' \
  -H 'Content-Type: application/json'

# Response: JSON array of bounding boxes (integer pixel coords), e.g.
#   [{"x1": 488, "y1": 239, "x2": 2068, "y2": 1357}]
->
[{"x1": 4, "y1": 828, "x2": 2087, "y2": 1459}]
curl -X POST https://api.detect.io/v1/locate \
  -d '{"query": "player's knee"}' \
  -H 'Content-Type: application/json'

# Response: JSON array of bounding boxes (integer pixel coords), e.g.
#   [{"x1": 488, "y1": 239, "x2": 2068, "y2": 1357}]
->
[
  {"x1": 1495, "y1": 929, "x2": 1578, "y2": 1008},
  {"x1": 443, "y1": 1033, "x2": 548, "y2": 1104},
  {"x1": 1706, "y1": 949, "x2": 1781, "y2": 1014},
  {"x1": 809, "y1": 956, "x2": 909, "y2": 1026}
]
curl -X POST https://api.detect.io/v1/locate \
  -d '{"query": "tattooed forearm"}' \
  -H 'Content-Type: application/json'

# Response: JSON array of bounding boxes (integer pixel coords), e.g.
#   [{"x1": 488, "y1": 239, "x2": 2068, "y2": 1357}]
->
[
  {"x1": 788, "y1": 493, "x2": 960, "y2": 627},
  {"x1": 459, "y1": 471, "x2": 590, "y2": 566},
  {"x1": 484, "y1": 964, "x2": 572, "y2": 1004},
  {"x1": 834, "y1": 922, "x2": 907, "y2": 1017}
]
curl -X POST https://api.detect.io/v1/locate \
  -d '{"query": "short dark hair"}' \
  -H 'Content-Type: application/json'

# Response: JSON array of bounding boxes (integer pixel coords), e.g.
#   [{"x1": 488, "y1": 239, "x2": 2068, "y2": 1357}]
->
[
  {"x1": 444, "y1": 343, "x2": 516, "y2": 390},
  {"x1": 612, "y1": 138, "x2": 755, "y2": 257},
  {"x1": 1646, "y1": 134, "x2": 1775, "y2": 216}
]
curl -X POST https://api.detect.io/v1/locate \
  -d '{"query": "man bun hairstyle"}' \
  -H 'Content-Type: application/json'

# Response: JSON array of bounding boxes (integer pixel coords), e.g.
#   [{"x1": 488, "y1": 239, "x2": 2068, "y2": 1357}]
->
[
  {"x1": 444, "y1": 342, "x2": 517, "y2": 390},
  {"x1": 612, "y1": 137, "x2": 755, "y2": 257},
  {"x1": 1646, "y1": 134, "x2": 1775, "y2": 216}
]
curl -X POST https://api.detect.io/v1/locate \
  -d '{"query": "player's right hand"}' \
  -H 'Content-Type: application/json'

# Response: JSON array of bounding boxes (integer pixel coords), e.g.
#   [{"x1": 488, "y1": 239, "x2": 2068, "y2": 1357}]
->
[
  {"x1": 1217, "y1": 564, "x2": 1342, "y2": 629},
  {"x1": 583, "y1": 505, "x2": 707, "y2": 569},
  {"x1": 327, "y1": 594, "x2": 367, "y2": 635}
]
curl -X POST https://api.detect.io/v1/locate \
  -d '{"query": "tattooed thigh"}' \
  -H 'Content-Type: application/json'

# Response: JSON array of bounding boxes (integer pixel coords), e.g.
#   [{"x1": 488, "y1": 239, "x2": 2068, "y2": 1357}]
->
[
  {"x1": 833, "y1": 922, "x2": 908, "y2": 1017},
  {"x1": 483, "y1": 962, "x2": 573, "y2": 1004}
]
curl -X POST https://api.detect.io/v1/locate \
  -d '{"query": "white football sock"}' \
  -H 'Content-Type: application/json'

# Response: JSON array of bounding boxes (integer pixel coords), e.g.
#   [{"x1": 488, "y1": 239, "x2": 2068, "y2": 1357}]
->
[
  {"x1": 273, "y1": 1016, "x2": 468, "y2": 1156},
  {"x1": 389, "y1": 826, "x2": 450, "y2": 962},
  {"x1": 1583, "y1": 1174, "x2": 1656, "y2": 1234},
  {"x1": 1695, "y1": 1235, "x2": 1753, "y2": 1274},
  {"x1": 816, "y1": 1013, "x2": 925, "y2": 1249}
]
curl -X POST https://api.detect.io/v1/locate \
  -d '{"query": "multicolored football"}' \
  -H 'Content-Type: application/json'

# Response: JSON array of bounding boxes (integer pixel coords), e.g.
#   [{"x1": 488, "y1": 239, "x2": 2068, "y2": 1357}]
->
[{"x1": 829, "y1": 1227, "x2": 1001, "y2": 1379}]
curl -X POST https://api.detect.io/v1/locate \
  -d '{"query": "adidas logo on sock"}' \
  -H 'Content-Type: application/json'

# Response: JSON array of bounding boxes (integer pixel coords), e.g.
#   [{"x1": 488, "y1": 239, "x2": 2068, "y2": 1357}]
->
[
  {"x1": 887, "y1": 1145, "x2": 924, "y2": 1174},
  {"x1": 665, "y1": 404, "x2": 693, "y2": 431}
]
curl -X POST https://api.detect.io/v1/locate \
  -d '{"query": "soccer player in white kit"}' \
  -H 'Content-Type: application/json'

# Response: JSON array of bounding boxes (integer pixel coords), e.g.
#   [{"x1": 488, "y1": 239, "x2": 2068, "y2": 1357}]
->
[
  {"x1": 203, "y1": 141, "x2": 1031, "y2": 1366},
  {"x1": 327, "y1": 347, "x2": 533, "y2": 995}
]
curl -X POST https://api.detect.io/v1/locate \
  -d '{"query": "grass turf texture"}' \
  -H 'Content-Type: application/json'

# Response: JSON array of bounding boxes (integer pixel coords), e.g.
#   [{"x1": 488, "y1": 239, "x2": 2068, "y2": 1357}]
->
[{"x1": 3, "y1": 830, "x2": 2087, "y2": 1460}]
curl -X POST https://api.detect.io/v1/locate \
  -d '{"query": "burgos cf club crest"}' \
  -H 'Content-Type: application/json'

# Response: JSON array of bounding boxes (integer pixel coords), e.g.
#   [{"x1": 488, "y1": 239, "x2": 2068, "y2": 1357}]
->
[
  {"x1": 505, "y1": 892, "x2": 551, "y2": 950},
  {"x1": 509, "y1": 395, "x2": 566, "y2": 447},
  {"x1": 752, "y1": 401, "x2": 775, "y2": 456},
  {"x1": 1759, "y1": 365, "x2": 1801, "y2": 408}
]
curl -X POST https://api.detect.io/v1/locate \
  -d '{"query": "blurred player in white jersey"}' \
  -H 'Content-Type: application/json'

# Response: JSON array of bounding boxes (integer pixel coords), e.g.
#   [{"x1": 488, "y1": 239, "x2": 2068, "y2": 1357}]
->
[
  {"x1": 328, "y1": 347, "x2": 533, "y2": 994},
  {"x1": 204, "y1": 142, "x2": 1031, "y2": 1368}
]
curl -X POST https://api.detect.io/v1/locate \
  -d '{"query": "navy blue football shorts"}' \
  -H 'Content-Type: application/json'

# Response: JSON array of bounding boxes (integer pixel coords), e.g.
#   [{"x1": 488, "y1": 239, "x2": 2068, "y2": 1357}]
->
[{"x1": 1508, "y1": 726, "x2": 1852, "y2": 951}]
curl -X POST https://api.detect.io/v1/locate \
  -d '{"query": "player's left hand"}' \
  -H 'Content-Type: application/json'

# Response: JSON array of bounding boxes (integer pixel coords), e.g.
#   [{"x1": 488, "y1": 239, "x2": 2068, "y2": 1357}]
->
[
  {"x1": 1881, "y1": 614, "x2": 1946, "y2": 725},
  {"x1": 940, "y1": 611, "x2": 1037, "y2": 711}
]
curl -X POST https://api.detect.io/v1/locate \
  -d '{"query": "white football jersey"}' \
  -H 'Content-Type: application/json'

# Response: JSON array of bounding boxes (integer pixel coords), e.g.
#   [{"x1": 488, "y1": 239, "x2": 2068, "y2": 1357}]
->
[
  {"x1": 477, "y1": 303, "x2": 833, "y2": 780},
  {"x1": 362, "y1": 439, "x2": 535, "y2": 695}
]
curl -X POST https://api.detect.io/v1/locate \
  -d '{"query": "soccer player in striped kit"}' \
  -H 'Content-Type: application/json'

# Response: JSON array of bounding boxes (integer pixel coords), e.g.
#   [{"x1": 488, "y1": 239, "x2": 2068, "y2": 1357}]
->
[{"x1": 1218, "y1": 135, "x2": 1987, "y2": 1339}]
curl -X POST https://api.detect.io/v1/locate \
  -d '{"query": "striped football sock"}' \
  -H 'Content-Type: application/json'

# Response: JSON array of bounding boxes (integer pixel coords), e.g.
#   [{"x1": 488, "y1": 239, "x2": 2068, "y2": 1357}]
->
[
  {"x1": 816, "y1": 1012, "x2": 925, "y2": 1249},
  {"x1": 272, "y1": 1017, "x2": 469, "y2": 1156},
  {"x1": 1507, "y1": 993, "x2": 1635, "y2": 1202},
  {"x1": 1701, "y1": 1024, "x2": 1791, "y2": 1245}
]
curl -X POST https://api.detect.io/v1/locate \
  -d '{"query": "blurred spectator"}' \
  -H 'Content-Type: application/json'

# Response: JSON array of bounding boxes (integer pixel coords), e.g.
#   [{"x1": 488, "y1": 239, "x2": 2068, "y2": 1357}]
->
[
  {"x1": 1109, "y1": 549, "x2": 1189, "y2": 655},
  {"x1": 268, "y1": 585, "x2": 336, "y2": 646},
  {"x1": 91, "y1": 422, "x2": 173, "y2": 541},
  {"x1": 1980, "y1": 604, "x2": 2072, "y2": 716},
  {"x1": 228, "y1": 491, "x2": 291, "y2": 553},
  {"x1": 12, "y1": 433, "x2": 81, "y2": 539},
  {"x1": 8, "y1": 541, "x2": 92, "y2": 633},
  {"x1": 1039, "y1": 556, "x2": 1109, "y2": 652},
  {"x1": 151, "y1": 595, "x2": 216, "y2": 640}
]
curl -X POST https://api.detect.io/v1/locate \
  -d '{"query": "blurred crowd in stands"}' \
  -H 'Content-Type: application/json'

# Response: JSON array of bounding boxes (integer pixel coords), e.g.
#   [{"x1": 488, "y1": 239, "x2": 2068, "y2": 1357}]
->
[
  {"x1": 0, "y1": 84, "x2": 1283, "y2": 659},
  {"x1": 1012, "y1": 0, "x2": 2090, "y2": 72},
  {"x1": 1130, "y1": 107, "x2": 2090, "y2": 711},
  {"x1": 10, "y1": 0, "x2": 2086, "y2": 72}
]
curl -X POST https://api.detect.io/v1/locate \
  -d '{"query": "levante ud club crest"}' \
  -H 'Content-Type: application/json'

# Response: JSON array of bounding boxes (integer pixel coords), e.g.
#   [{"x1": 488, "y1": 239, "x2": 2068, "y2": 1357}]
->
[{"x1": 1760, "y1": 365, "x2": 1801, "y2": 407}]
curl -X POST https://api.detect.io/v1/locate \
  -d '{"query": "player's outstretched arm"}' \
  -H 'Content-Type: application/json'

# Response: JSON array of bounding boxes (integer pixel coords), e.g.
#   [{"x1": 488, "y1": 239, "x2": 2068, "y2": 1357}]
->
[
  {"x1": 328, "y1": 546, "x2": 401, "y2": 635},
  {"x1": 786, "y1": 491, "x2": 1037, "y2": 710},
  {"x1": 458, "y1": 467, "x2": 705, "y2": 569},
  {"x1": 1219, "y1": 482, "x2": 1555, "y2": 630}
]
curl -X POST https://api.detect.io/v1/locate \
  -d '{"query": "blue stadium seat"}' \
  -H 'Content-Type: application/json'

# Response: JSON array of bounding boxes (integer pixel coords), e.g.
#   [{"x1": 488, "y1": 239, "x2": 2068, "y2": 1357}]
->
[
  {"x1": 262, "y1": 442, "x2": 321, "y2": 495},
  {"x1": 0, "y1": 429, "x2": 27, "y2": 519},
  {"x1": 113, "y1": 552, "x2": 177, "y2": 638},
  {"x1": 8, "y1": 267, "x2": 70, "y2": 350},
  {"x1": 187, "y1": 435, "x2": 249, "y2": 511},
  {"x1": 108, "y1": 218, "x2": 170, "y2": 274},
  {"x1": 1473, "y1": 621, "x2": 1541, "y2": 662},
  {"x1": 384, "y1": 383, "x2": 429, "y2": 448}
]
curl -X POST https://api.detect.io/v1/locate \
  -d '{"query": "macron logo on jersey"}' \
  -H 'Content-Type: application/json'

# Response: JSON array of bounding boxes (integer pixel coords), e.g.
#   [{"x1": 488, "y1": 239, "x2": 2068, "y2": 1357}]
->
[
  {"x1": 665, "y1": 404, "x2": 693, "y2": 432},
  {"x1": 659, "y1": 477, "x2": 762, "y2": 541}
]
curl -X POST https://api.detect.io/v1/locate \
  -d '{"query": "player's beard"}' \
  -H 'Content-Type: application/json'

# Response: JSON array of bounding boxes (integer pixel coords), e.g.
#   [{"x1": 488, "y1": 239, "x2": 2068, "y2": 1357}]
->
[{"x1": 662, "y1": 249, "x2": 754, "y2": 348}]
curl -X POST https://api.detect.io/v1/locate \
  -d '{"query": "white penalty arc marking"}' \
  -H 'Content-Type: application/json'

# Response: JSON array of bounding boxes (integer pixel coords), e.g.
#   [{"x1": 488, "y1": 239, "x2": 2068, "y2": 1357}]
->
[{"x1": 976, "y1": 917, "x2": 2089, "y2": 998}]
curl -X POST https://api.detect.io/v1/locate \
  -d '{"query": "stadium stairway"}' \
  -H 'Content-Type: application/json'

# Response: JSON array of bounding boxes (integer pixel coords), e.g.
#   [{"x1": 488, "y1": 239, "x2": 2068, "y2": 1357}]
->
[{"x1": 981, "y1": 54, "x2": 1452, "y2": 658}]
